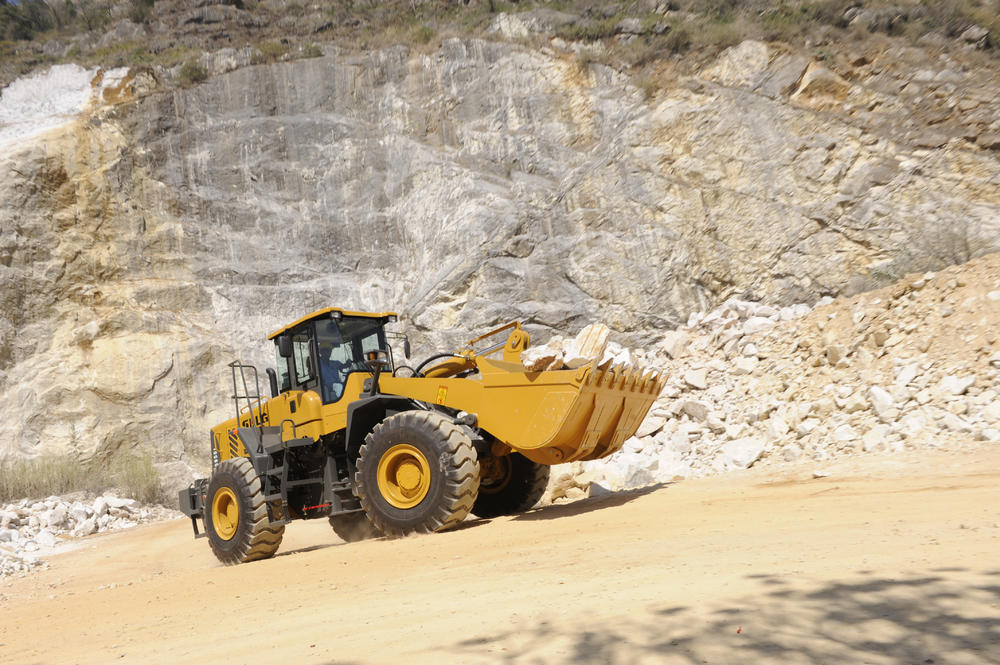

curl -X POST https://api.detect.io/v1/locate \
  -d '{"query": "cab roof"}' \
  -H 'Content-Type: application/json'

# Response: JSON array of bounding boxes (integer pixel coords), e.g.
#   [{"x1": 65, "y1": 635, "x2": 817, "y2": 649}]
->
[{"x1": 267, "y1": 307, "x2": 398, "y2": 340}]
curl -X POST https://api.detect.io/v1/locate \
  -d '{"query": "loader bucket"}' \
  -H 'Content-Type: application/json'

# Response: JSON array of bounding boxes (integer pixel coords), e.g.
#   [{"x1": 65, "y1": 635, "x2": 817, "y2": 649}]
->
[{"x1": 469, "y1": 358, "x2": 667, "y2": 465}]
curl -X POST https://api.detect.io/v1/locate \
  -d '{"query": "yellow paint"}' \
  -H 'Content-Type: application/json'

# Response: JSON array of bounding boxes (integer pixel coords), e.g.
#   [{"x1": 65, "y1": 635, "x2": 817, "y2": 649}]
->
[
  {"x1": 211, "y1": 317, "x2": 666, "y2": 469},
  {"x1": 267, "y1": 307, "x2": 397, "y2": 340},
  {"x1": 211, "y1": 486, "x2": 239, "y2": 540},
  {"x1": 376, "y1": 444, "x2": 431, "y2": 509}
]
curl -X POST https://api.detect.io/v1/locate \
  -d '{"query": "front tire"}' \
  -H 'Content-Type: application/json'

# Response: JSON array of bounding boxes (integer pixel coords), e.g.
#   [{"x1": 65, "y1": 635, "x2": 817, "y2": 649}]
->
[
  {"x1": 356, "y1": 411, "x2": 479, "y2": 537},
  {"x1": 472, "y1": 452, "x2": 549, "y2": 518},
  {"x1": 205, "y1": 457, "x2": 284, "y2": 565}
]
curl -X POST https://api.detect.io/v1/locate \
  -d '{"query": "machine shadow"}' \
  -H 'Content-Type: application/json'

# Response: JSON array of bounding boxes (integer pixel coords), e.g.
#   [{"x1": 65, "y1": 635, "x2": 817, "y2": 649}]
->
[
  {"x1": 439, "y1": 569, "x2": 1000, "y2": 664},
  {"x1": 512, "y1": 484, "x2": 667, "y2": 521}
]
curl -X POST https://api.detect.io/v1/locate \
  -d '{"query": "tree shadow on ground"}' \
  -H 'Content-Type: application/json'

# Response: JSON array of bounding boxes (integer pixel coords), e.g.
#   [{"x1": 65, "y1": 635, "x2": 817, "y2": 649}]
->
[
  {"x1": 443, "y1": 569, "x2": 1000, "y2": 664},
  {"x1": 512, "y1": 484, "x2": 667, "y2": 522}
]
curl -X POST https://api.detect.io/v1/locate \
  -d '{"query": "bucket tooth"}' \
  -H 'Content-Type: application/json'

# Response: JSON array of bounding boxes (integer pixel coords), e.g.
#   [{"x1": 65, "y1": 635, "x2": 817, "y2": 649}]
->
[
  {"x1": 565, "y1": 390, "x2": 624, "y2": 462},
  {"x1": 644, "y1": 369, "x2": 656, "y2": 388},
  {"x1": 626, "y1": 366, "x2": 638, "y2": 389}
]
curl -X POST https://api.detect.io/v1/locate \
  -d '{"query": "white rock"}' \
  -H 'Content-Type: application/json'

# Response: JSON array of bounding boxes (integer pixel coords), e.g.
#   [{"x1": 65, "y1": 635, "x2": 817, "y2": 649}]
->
[
  {"x1": 636, "y1": 412, "x2": 667, "y2": 438},
  {"x1": 668, "y1": 429, "x2": 693, "y2": 455},
  {"x1": 719, "y1": 437, "x2": 765, "y2": 470},
  {"x1": 753, "y1": 305, "x2": 779, "y2": 318},
  {"x1": 868, "y1": 386, "x2": 896, "y2": 419},
  {"x1": 563, "y1": 323, "x2": 611, "y2": 369},
  {"x1": 900, "y1": 412, "x2": 928, "y2": 437},
  {"x1": 623, "y1": 436, "x2": 644, "y2": 454},
  {"x1": 601, "y1": 343, "x2": 632, "y2": 367},
  {"x1": 73, "y1": 517, "x2": 97, "y2": 537},
  {"x1": 44, "y1": 508, "x2": 67, "y2": 529},
  {"x1": 939, "y1": 412, "x2": 973, "y2": 433},
  {"x1": 796, "y1": 418, "x2": 820, "y2": 437},
  {"x1": 780, "y1": 444, "x2": 802, "y2": 461},
  {"x1": 92, "y1": 497, "x2": 109, "y2": 516},
  {"x1": 69, "y1": 502, "x2": 89, "y2": 523},
  {"x1": 704, "y1": 413, "x2": 727, "y2": 435},
  {"x1": 655, "y1": 450, "x2": 690, "y2": 482},
  {"x1": 840, "y1": 393, "x2": 868, "y2": 414},
  {"x1": 826, "y1": 345, "x2": 849, "y2": 365},
  {"x1": 35, "y1": 530, "x2": 57, "y2": 548},
  {"x1": 660, "y1": 329, "x2": 688, "y2": 359},
  {"x1": 521, "y1": 341, "x2": 564, "y2": 371},
  {"x1": 610, "y1": 453, "x2": 658, "y2": 490},
  {"x1": 862, "y1": 425, "x2": 888, "y2": 452},
  {"x1": 743, "y1": 317, "x2": 776, "y2": 335},
  {"x1": 765, "y1": 415, "x2": 789, "y2": 442},
  {"x1": 833, "y1": 424, "x2": 858, "y2": 442},
  {"x1": 679, "y1": 399, "x2": 710, "y2": 421},
  {"x1": 105, "y1": 497, "x2": 138, "y2": 511},
  {"x1": 939, "y1": 375, "x2": 975, "y2": 396},
  {"x1": 733, "y1": 356, "x2": 757, "y2": 375},
  {"x1": 683, "y1": 368, "x2": 708, "y2": 390}
]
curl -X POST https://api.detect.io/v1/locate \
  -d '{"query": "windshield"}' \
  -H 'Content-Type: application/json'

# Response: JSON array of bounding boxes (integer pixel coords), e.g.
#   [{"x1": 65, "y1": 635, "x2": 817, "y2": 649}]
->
[{"x1": 315, "y1": 316, "x2": 389, "y2": 404}]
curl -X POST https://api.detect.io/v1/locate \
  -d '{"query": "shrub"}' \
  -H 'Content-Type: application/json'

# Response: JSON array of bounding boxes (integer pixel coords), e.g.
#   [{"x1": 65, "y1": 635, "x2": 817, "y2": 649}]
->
[
  {"x1": 128, "y1": 0, "x2": 155, "y2": 25},
  {"x1": 301, "y1": 43, "x2": 324, "y2": 58},
  {"x1": 178, "y1": 59, "x2": 208, "y2": 87},
  {"x1": 251, "y1": 40, "x2": 290, "y2": 64},
  {"x1": 663, "y1": 24, "x2": 692, "y2": 53},
  {"x1": 413, "y1": 23, "x2": 436, "y2": 44},
  {"x1": 556, "y1": 18, "x2": 619, "y2": 42}
]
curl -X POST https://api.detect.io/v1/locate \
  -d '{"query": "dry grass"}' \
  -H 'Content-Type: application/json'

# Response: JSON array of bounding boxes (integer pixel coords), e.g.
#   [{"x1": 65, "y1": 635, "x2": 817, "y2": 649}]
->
[{"x1": 0, "y1": 453, "x2": 161, "y2": 505}]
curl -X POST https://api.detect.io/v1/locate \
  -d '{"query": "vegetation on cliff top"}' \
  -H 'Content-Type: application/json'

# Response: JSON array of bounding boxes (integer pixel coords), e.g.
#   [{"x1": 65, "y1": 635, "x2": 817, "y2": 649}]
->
[{"x1": 1, "y1": 1, "x2": 997, "y2": 87}]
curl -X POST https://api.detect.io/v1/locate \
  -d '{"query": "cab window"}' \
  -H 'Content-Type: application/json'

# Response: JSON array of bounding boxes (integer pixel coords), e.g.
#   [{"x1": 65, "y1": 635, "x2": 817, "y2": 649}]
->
[
  {"x1": 315, "y1": 316, "x2": 389, "y2": 404},
  {"x1": 291, "y1": 330, "x2": 315, "y2": 386},
  {"x1": 274, "y1": 348, "x2": 291, "y2": 392}
]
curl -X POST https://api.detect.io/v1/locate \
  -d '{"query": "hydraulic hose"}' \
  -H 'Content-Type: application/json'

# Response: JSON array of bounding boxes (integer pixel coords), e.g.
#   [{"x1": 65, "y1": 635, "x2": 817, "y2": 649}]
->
[{"x1": 413, "y1": 353, "x2": 462, "y2": 377}]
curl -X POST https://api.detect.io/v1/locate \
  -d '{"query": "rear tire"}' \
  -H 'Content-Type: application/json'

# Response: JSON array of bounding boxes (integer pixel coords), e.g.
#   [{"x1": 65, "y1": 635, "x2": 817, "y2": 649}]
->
[
  {"x1": 472, "y1": 452, "x2": 549, "y2": 518},
  {"x1": 329, "y1": 511, "x2": 382, "y2": 542},
  {"x1": 356, "y1": 411, "x2": 479, "y2": 537},
  {"x1": 205, "y1": 457, "x2": 284, "y2": 565}
]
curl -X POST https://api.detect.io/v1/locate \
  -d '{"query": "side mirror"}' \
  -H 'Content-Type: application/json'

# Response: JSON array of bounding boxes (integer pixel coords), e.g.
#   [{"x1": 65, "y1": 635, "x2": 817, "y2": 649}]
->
[
  {"x1": 266, "y1": 367, "x2": 279, "y2": 398},
  {"x1": 277, "y1": 334, "x2": 292, "y2": 358},
  {"x1": 403, "y1": 336, "x2": 411, "y2": 359}
]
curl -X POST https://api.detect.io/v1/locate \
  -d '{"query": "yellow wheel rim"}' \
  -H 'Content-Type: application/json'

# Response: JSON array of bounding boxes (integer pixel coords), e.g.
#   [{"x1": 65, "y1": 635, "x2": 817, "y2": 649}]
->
[
  {"x1": 211, "y1": 486, "x2": 240, "y2": 540},
  {"x1": 377, "y1": 444, "x2": 431, "y2": 509},
  {"x1": 479, "y1": 455, "x2": 512, "y2": 495}
]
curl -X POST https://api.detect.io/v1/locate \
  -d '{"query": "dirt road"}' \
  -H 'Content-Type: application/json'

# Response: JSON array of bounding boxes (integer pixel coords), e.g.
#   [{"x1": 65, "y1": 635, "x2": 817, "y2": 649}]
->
[{"x1": 2, "y1": 447, "x2": 998, "y2": 665}]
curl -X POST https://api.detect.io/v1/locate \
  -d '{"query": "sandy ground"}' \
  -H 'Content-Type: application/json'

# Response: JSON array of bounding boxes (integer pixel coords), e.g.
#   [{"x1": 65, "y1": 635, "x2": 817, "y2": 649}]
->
[{"x1": 1, "y1": 447, "x2": 998, "y2": 665}]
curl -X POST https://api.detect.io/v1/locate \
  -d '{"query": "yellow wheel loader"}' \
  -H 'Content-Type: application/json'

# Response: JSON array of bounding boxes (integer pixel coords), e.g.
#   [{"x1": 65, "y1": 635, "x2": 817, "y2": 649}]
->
[{"x1": 180, "y1": 308, "x2": 665, "y2": 564}]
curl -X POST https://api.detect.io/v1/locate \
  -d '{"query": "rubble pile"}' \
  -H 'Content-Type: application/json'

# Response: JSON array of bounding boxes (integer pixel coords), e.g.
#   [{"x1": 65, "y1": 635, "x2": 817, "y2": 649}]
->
[
  {"x1": 546, "y1": 254, "x2": 1000, "y2": 501},
  {"x1": 0, "y1": 494, "x2": 178, "y2": 576}
]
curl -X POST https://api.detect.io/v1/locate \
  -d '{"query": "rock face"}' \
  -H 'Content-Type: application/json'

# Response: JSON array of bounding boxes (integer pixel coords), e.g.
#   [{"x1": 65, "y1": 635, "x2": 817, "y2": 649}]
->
[{"x1": 1, "y1": 38, "x2": 1000, "y2": 469}]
